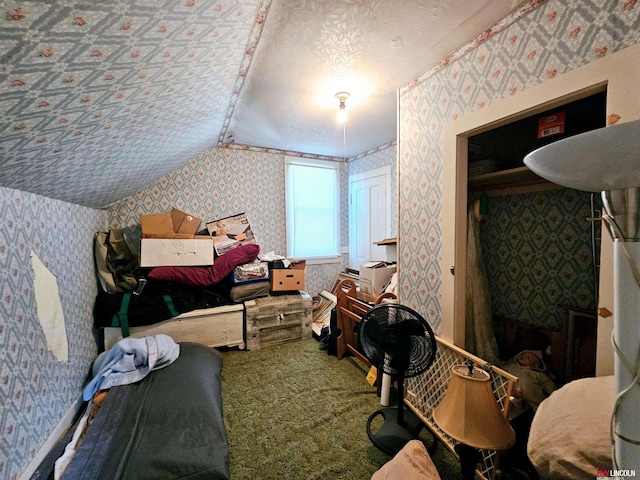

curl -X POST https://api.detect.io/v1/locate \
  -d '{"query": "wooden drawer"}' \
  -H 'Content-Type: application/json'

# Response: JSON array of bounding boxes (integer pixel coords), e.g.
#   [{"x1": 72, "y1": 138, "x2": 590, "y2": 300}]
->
[
  {"x1": 102, "y1": 304, "x2": 245, "y2": 350},
  {"x1": 244, "y1": 292, "x2": 312, "y2": 350}
]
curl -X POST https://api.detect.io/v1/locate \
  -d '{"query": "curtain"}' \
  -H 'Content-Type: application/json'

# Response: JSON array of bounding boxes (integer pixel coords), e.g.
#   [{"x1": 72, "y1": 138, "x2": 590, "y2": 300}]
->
[{"x1": 465, "y1": 207, "x2": 501, "y2": 365}]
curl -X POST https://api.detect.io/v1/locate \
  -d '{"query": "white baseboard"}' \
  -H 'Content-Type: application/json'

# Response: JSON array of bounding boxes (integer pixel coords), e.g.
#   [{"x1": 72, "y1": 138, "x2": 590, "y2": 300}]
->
[{"x1": 19, "y1": 394, "x2": 84, "y2": 480}]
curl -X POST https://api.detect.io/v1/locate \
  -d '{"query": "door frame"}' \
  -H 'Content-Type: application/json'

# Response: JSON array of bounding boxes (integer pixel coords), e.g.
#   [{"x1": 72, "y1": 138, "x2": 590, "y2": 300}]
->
[
  {"x1": 348, "y1": 165, "x2": 392, "y2": 270},
  {"x1": 441, "y1": 44, "x2": 640, "y2": 360}
]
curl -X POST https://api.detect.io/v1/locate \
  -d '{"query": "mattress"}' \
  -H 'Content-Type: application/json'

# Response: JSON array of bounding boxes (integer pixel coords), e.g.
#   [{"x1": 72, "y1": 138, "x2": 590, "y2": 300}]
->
[
  {"x1": 60, "y1": 343, "x2": 229, "y2": 480},
  {"x1": 527, "y1": 375, "x2": 614, "y2": 479}
]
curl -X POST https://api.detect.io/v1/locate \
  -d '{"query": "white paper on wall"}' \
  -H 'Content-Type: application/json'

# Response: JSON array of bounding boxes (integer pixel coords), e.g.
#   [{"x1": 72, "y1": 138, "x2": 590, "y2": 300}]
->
[{"x1": 31, "y1": 251, "x2": 68, "y2": 363}]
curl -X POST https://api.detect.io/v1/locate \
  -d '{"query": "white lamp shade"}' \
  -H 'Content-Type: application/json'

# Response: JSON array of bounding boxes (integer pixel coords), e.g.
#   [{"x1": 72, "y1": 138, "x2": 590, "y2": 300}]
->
[
  {"x1": 433, "y1": 365, "x2": 515, "y2": 451},
  {"x1": 523, "y1": 118, "x2": 640, "y2": 192}
]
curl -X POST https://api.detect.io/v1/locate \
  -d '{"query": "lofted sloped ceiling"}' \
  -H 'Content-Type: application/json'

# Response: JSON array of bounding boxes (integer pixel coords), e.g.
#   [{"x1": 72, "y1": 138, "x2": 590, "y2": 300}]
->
[
  {"x1": 229, "y1": 0, "x2": 523, "y2": 158},
  {"x1": 0, "y1": 0, "x2": 522, "y2": 209}
]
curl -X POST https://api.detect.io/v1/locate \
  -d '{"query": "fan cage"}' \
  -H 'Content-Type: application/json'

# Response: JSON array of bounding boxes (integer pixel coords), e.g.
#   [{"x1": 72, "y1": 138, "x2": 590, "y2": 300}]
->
[
  {"x1": 360, "y1": 304, "x2": 436, "y2": 378},
  {"x1": 405, "y1": 336, "x2": 517, "y2": 480}
]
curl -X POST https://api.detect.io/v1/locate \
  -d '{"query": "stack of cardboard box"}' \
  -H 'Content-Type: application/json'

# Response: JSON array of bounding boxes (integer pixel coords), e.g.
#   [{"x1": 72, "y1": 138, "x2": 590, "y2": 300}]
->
[
  {"x1": 359, "y1": 261, "x2": 396, "y2": 296},
  {"x1": 269, "y1": 259, "x2": 306, "y2": 292},
  {"x1": 139, "y1": 209, "x2": 214, "y2": 267}
]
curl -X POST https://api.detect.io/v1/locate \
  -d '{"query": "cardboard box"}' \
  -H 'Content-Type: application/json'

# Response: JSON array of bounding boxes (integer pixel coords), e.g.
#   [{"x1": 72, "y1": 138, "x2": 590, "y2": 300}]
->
[
  {"x1": 290, "y1": 259, "x2": 306, "y2": 270},
  {"x1": 373, "y1": 238, "x2": 397, "y2": 263},
  {"x1": 140, "y1": 209, "x2": 201, "y2": 239},
  {"x1": 359, "y1": 262, "x2": 397, "y2": 296},
  {"x1": 270, "y1": 269, "x2": 305, "y2": 291},
  {"x1": 538, "y1": 111, "x2": 565, "y2": 138},
  {"x1": 170, "y1": 208, "x2": 201, "y2": 237},
  {"x1": 140, "y1": 213, "x2": 174, "y2": 238},
  {"x1": 140, "y1": 237, "x2": 214, "y2": 267}
]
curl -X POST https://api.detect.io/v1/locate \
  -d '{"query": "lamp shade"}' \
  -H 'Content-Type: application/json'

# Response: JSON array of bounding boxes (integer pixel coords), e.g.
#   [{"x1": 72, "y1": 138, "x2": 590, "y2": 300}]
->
[
  {"x1": 523, "y1": 118, "x2": 640, "y2": 192},
  {"x1": 432, "y1": 365, "x2": 515, "y2": 451}
]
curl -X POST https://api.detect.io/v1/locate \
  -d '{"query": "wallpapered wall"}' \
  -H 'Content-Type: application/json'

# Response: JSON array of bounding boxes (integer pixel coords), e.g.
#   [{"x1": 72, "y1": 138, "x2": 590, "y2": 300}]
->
[
  {"x1": 397, "y1": 0, "x2": 640, "y2": 333},
  {"x1": 107, "y1": 143, "x2": 397, "y2": 298},
  {"x1": 0, "y1": 0, "x2": 266, "y2": 209},
  {"x1": 107, "y1": 146, "x2": 352, "y2": 298},
  {"x1": 480, "y1": 189, "x2": 600, "y2": 331},
  {"x1": 3, "y1": 1, "x2": 640, "y2": 479},
  {"x1": 0, "y1": 186, "x2": 105, "y2": 480}
]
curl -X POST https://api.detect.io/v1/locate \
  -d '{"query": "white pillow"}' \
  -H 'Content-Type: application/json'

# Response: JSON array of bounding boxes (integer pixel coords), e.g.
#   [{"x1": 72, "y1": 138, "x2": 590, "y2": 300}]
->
[{"x1": 371, "y1": 440, "x2": 441, "y2": 480}]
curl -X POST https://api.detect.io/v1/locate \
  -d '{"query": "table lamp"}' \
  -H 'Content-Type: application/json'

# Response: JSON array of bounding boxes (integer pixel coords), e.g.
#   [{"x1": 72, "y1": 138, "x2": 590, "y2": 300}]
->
[
  {"x1": 432, "y1": 362, "x2": 515, "y2": 480},
  {"x1": 523, "y1": 118, "x2": 640, "y2": 470}
]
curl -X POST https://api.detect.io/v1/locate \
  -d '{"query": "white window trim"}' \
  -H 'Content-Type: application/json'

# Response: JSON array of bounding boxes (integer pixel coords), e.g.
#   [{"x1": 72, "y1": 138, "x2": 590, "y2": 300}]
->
[
  {"x1": 302, "y1": 256, "x2": 342, "y2": 265},
  {"x1": 285, "y1": 156, "x2": 341, "y2": 264}
]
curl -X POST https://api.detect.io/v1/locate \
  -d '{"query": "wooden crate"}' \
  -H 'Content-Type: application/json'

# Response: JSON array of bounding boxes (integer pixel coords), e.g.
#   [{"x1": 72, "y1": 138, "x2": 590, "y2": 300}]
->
[{"x1": 244, "y1": 291, "x2": 312, "y2": 350}]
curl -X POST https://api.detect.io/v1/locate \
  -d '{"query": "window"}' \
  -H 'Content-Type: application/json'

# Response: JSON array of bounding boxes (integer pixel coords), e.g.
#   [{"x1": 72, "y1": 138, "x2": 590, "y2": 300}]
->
[{"x1": 285, "y1": 156, "x2": 340, "y2": 263}]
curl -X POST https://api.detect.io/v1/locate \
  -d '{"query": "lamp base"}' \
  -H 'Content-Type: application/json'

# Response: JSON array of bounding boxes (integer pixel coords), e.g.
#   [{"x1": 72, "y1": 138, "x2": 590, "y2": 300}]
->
[
  {"x1": 455, "y1": 443, "x2": 482, "y2": 480},
  {"x1": 366, "y1": 406, "x2": 426, "y2": 456}
]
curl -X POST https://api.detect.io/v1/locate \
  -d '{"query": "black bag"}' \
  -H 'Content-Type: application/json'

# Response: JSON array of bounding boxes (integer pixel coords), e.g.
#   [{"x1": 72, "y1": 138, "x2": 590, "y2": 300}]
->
[
  {"x1": 320, "y1": 307, "x2": 340, "y2": 356},
  {"x1": 94, "y1": 229, "x2": 139, "y2": 293},
  {"x1": 93, "y1": 282, "x2": 196, "y2": 330}
]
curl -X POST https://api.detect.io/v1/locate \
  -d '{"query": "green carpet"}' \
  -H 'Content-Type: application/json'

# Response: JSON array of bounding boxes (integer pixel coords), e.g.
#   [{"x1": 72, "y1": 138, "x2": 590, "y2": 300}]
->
[{"x1": 220, "y1": 339, "x2": 462, "y2": 480}]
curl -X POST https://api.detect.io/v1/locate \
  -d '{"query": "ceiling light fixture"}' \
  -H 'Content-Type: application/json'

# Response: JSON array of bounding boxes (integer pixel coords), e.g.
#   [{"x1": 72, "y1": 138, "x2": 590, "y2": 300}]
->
[{"x1": 335, "y1": 92, "x2": 350, "y2": 124}]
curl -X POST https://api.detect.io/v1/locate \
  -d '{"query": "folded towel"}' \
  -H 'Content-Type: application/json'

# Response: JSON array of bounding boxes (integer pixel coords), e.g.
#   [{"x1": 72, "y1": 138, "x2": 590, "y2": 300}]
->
[{"x1": 83, "y1": 334, "x2": 179, "y2": 400}]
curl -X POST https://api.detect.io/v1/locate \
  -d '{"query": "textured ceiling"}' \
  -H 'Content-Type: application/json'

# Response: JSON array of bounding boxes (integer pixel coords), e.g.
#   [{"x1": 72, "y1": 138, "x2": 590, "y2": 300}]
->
[
  {"x1": 229, "y1": 0, "x2": 522, "y2": 157},
  {"x1": 0, "y1": 0, "x2": 522, "y2": 209}
]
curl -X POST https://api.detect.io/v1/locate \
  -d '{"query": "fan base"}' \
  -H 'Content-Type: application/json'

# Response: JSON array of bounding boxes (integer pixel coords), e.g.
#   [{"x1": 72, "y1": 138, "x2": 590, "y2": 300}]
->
[{"x1": 366, "y1": 406, "x2": 425, "y2": 456}]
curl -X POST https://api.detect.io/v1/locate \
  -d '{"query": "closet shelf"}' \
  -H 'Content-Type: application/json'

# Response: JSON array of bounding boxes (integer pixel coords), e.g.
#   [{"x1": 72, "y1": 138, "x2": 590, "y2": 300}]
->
[
  {"x1": 373, "y1": 237, "x2": 397, "y2": 245},
  {"x1": 468, "y1": 166, "x2": 562, "y2": 197}
]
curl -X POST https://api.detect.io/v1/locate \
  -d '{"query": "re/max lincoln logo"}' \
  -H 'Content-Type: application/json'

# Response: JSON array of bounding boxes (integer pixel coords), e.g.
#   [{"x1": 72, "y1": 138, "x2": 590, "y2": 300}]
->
[{"x1": 596, "y1": 469, "x2": 637, "y2": 479}]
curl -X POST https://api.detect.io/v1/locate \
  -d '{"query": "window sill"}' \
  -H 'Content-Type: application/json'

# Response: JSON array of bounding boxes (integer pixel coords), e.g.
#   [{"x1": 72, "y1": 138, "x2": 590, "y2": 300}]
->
[{"x1": 294, "y1": 256, "x2": 342, "y2": 266}]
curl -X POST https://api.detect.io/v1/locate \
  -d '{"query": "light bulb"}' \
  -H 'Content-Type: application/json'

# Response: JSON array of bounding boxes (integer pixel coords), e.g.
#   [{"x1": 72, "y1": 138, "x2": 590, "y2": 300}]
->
[
  {"x1": 335, "y1": 92, "x2": 350, "y2": 125},
  {"x1": 337, "y1": 107, "x2": 347, "y2": 124}
]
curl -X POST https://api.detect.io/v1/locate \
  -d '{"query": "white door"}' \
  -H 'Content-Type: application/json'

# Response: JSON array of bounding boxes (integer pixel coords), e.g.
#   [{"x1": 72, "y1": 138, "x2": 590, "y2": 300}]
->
[{"x1": 348, "y1": 166, "x2": 391, "y2": 271}]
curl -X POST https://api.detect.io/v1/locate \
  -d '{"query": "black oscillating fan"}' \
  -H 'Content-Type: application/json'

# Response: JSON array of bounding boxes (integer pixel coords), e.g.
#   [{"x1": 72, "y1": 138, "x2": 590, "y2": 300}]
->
[{"x1": 359, "y1": 303, "x2": 437, "y2": 456}]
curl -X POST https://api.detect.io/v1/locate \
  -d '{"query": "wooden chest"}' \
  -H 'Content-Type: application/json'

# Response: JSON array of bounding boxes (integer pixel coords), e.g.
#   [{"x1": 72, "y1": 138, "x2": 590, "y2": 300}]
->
[
  {"x1": 244, "y1": 291, "x2": 313, "y2": 350},
  {"x1": 102, "y1": 303, "x2": 245, "y2": 350}
]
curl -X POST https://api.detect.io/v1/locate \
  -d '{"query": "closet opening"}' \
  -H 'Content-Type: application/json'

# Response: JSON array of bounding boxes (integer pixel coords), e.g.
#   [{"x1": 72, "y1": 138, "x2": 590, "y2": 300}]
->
[
  {"x1": 465, "y1": 89, "x2": 606, "y2": 385},
  {"x1": 468, "y1": 90, "x2": 606, "y2": 174}
]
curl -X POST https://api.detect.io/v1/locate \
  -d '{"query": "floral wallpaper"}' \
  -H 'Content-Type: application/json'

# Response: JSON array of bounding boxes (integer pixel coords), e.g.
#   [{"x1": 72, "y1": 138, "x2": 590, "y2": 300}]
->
[
  {"x1": 3, "y1": 1, "x2": 640, "y2": 479},
  {"x1": 397, "y1": 0, "x2": 640, "y2": 333},
  {"x1": 106, "y1": 139, "x2": 398, "y2": 300},
  {"x1": 480, "y1": 189, "x2": 601, "y2": 331},
  {"x1": 107, "y1": 145, "x2": 349, "y2": 299},
  {"x1": 0, "y1": 0, "x2": 267, "y2": 208},
  {"x1": 0, "y1": 186, "x2": 105, "y2": 480}
]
